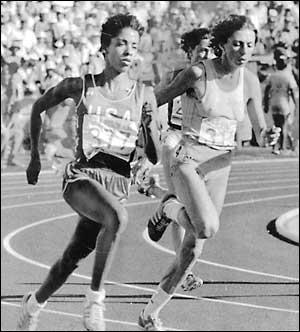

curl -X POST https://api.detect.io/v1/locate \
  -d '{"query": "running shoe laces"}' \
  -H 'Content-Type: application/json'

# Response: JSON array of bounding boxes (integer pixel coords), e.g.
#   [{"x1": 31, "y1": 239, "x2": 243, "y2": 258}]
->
[{"x1": 147, "y1": 194, "x2": 177, "y2": 242}]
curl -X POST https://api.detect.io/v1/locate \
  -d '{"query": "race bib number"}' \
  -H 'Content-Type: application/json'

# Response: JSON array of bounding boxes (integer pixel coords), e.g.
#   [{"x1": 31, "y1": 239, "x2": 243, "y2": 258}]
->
[{"x1": 198, "y1": 117, "x2": 237, "y2": 148}]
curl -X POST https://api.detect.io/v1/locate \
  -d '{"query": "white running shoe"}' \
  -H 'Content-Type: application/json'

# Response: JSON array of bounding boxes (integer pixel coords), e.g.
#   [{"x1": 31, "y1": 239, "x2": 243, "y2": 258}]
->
[
  {"x1": 83, "y1": 289, "x2": 106, "y2": 331},
  {"x1": 138, "y1": 309, "x2": 165, "y2": 331},
  {"x1": 17, "y1": 292, "x2": 46, "y2": 331},
  {"x1": 181, "y1": 272, "x2": 204, "y2": 292}
]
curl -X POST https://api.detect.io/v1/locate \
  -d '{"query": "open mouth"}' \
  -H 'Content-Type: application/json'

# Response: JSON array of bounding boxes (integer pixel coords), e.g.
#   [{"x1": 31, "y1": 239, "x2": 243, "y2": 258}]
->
[{"x1": 120, "y1": 59, "x2": 132, "y2": 66}]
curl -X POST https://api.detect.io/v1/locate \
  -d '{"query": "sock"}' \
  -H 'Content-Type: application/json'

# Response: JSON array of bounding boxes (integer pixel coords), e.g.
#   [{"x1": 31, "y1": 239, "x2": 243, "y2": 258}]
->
[
  {"x1": 143, "y1": 286, "x2": 172, "y2": 318},
  {"x1": 28, "y1": 291, "x2": 47, "y2": 314},
  {"x1": 86, "y1": 288, "x2": 106, "y2": 304},
  {"x1": 163, "y1": 199, "x2": 184, "y2": 222}
]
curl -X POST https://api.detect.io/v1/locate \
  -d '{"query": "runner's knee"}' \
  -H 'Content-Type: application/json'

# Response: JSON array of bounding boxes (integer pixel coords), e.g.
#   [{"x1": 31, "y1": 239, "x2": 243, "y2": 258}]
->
[
  {"x1": 195, "y1": 217, "x2": 219, "y2": 239},
  {"x1": 106, "y1": 205, "x2": 128, "y2": 234},
  {"x1": 199, "y1": 222, "x2": 219, "y2": 239}
]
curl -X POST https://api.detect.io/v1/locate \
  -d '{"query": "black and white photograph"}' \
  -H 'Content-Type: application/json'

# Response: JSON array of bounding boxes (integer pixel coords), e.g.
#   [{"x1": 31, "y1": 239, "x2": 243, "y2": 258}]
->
[{"x1": 1, "y1": 1, "x2": 299, "y2": 331}]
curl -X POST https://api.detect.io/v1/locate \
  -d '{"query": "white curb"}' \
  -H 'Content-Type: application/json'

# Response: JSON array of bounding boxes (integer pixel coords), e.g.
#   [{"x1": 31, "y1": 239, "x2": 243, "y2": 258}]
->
[{"x1": 275, "y1": 208, "x2": 299, "y2": 243}]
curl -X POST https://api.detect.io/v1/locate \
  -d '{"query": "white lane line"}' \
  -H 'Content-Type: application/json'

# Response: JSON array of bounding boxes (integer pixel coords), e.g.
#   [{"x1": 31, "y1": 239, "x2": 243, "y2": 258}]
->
[
  {"x1": 2, "y1": 213, "x2": 299, "y2": 314},
  {"x1": 2, "y1": 187, "x2": 298, "y2": 210},
  {"x1": 2, "y1": 176, "x2": 298, "y2": 193},
  {"x1": 223, "y1": 194, "x2": 298, "y2": 207},
  {"x1": 1, "y1": 168, "x2": 298, "y2": 185},
  {"x1": 1, "y1": 196, "x2": 160, "y2": 210},
  {"x1": 2, "y1": 167, "x2": 298, "y2": 184},
  {"x1": 230, "y1": 174, "x2": 299, "y2": 181},
  {"x1": 0, "y1": 301, "x2": 184, "y2": 331},
  {"x1": 1, "y1": 184, "x2": 59, "y2": 191},
  {"x1": 1, "y1": 179, "x2": 58, "y2": 186},
  {"x1": 224, "y1": 185, "x2": 298, "y2": 195},
  {"x1": 142, "y1": 229, "x2": 299, "y2": 282},
  {"x1": 228, "y1": 178, "x2": 298, "y2": 186},
  {"x1": 1, "y1": 199, "x2": 66, "y2": 210},
  {"x1": 0, "y1": 158, "x2": 298, "y2": 177},
  {"x1": 2, "y1": 190, "x2": 60, "y2": 199},
  {"x1": 1, "y1": 189, "x2": 145, "y2": 199},
  {"x1": 3, "y1": 183, "x2": 297, "y2": 200},
  {"x1": 1, "y1": 170, "x2": 55, "y2": 177}
]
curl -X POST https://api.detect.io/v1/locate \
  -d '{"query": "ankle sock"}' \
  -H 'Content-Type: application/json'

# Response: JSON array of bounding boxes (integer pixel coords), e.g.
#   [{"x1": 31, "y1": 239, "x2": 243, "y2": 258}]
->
[
  {"x1": 27, "y1": 292, "x2": 46, "y2": 314},
  {"x1": 163, "y1": 199, "x2": 184, "y2": 222},
  {"x1": 143, "y1": 286, "x2": 172, "y2": 318},
  {"x1": 86, "y1": 288, "x2": 106, "y2": 303}
]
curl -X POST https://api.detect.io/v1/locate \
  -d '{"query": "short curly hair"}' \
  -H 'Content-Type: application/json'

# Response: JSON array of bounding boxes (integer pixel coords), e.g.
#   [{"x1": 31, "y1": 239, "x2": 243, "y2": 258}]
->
[
  {"x1": 180, "y1": 28, "x2": 210, "y2": 55},
  {"x1": 100, "y1": 14, "x2": 144, "y2": 53},
  {"x1": 210, "y1": 15, "x2": 256, "y2": 57}
]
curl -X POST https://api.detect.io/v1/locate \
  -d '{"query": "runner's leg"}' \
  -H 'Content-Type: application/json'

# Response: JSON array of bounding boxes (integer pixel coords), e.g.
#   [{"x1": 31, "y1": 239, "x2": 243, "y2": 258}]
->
[
  {"x1": 35, "y1": 216, "x2": 101, "y2": 303},
  {"x1": 63, "y1": 177, "x2": 128, "y2": 291}
]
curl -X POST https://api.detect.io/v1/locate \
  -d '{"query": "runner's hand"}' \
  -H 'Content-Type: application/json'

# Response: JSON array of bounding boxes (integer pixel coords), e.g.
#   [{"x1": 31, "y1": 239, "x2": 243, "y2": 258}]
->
[
  {"x1": 26, "y1": 158, "x2": 41, "y2": 185},
  {"x1": 131, "y1": 157, "x2": 152, "y2": 186}
]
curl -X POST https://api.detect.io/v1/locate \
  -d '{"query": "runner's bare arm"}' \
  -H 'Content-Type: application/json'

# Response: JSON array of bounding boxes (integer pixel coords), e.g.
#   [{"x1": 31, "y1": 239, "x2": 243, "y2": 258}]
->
[
  {"x1": 140, "y1": 86, "x2": 161, "y2": 165},
  {"x1": 132, "y1": 87, "x2": 160, "y2": 185},
  {"x1": 245, "y1": 69, "x2": 267, "y2": 145},
  {"x1": 154, "y1": 65, "x2": 203, "y2": 107},
  {"x1": 245, "y1": 70, "x2": 280, "y2": 146},
  {"x1": 263, "y1": 81, "x2": 271, "y2": 113},
  {"x1": 30, "y1": 77, "x2": 82, "y2": 158}
]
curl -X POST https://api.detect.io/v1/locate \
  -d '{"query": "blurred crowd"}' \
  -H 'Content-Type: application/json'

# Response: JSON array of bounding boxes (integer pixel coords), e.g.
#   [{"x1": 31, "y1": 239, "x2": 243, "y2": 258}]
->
[{"x1": 1, "y1": 1, "x2": 299, "y2": 168}]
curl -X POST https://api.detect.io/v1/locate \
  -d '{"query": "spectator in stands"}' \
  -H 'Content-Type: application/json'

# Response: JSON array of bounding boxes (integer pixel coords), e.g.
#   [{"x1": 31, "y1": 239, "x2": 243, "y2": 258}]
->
[{"x1": 263, "y1": 44, "x2": 298, "y2": 154}]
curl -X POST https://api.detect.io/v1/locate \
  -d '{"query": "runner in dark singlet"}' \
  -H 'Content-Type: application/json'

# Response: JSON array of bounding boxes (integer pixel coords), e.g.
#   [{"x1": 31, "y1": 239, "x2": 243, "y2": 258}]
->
[{"x1": 17, "y1": 14, "x2": 160, "y2": 332}]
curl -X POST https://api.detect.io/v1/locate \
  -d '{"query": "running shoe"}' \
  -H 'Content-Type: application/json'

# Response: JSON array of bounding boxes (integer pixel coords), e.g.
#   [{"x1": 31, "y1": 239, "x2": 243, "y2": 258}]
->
[
  {"x1": 147, "y1": 194, "x2": 177, "y2": 242},
  {"x1": 272, "y1": 149, "x2": 281, "y2": 155},
  {"x1": 17, "y1": 292, "x2": 45, "y2": 331},
  {"x1": 83, "y1": 290, "x2": 106, "y2": 331},
  {"x1": 138, "y1": 310, "x2": 165, "y2": 331},
  {"x1": 181, "y1": 273, "x2": 204, "y2": 292}
]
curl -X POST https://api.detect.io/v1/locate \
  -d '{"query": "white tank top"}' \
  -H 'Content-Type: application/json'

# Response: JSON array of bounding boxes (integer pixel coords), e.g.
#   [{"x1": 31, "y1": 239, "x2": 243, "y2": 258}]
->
[
  {"x1": 181, "y1": 59, "x2": 245, "y2": 150},
  {"x1": 78, "y1": 75, "x2": 145, "y2": 162}
]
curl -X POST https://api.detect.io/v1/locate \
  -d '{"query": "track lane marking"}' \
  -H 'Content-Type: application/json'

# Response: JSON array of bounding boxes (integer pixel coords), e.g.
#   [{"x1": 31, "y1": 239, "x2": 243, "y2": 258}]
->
[
  {"x1": 0, "y1": 301, "x2": 184, "y2": 331},
  {"x1": 3, "y1": 204, "x2": 299, "y2": 314}
]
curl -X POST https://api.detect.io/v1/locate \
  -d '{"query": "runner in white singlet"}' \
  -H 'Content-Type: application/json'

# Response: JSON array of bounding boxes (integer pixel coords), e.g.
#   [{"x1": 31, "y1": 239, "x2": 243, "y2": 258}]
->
[
  {"x1": 139, "y1": 15, "x2": 280, "y2": 331},
  {"x1": 17, "y1": 14, "x2": 161, "y2": 332},
  {"x1": 142, "y1": 28, "x2": 211, "y2": 293}
]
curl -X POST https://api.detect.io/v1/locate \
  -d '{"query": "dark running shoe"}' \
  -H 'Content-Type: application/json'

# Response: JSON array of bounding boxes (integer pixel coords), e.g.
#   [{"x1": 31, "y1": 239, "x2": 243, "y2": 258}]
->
[{"x1": 147, "y1": 194, "x2": 177, "y2": 242}]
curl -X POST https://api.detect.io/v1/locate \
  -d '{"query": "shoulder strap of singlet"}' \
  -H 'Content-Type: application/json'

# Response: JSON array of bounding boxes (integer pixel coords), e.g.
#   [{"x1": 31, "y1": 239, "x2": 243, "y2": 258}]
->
[
  {"x1": 75, "y1": 75, "x2": 85, "y2": 108},
  {"x1": 91, "y1": 74, "x2": 96, "y2": 87},
  {"x1": 134, "y1": 80, "x2": 145, "y2": 110}
]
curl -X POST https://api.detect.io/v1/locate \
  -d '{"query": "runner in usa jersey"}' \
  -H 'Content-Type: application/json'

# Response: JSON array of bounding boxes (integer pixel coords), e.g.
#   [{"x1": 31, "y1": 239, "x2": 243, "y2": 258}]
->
[
  {"x1": 19, "y1": 14, "x2": 160, "y2": 332},
  {"x1": 79, "y1": 74, "x2": 145, "y2": 162}
]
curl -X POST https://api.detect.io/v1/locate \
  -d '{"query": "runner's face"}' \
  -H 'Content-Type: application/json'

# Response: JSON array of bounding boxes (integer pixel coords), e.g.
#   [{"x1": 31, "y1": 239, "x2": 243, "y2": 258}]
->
[
  {"x1": 191, "y1": 38, "x2": 210, "y2": 63},
  {"x1": 223, "y1": 28, "x2": 255, "y2": 68},
  {"x1": 106, "y1": 27, "x2": 140, "y2": 73}
]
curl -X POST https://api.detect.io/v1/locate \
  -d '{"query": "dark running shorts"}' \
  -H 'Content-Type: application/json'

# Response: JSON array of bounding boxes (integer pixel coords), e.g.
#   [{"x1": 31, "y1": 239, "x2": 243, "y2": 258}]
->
[{"x1": 62, "y1": 160, "x2": 131, "y2": 203}]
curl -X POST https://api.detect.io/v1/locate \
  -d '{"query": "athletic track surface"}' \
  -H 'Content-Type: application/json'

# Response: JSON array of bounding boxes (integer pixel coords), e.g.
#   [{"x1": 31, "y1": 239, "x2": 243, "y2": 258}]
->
[{"x1": 1, "y1": 154, "x2": 299, "y2": 331}]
